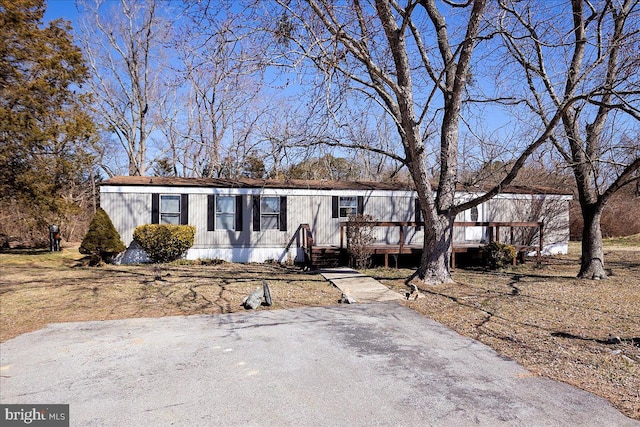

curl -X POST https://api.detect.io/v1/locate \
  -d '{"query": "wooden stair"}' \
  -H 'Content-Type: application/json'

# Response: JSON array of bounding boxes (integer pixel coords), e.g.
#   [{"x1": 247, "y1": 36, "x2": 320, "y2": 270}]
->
[
  {"x1": 294, "y1": 224, "x2": 347, "y2": 269},
  {"x1": 310, "y1": 246, "x2": 344, "y2": 269}
]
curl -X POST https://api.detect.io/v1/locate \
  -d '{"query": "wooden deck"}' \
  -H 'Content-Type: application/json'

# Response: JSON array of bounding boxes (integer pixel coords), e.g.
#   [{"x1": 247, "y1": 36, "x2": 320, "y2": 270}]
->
[{"x1": 296, "y1": 221, "x2": 544, "y2": 269}]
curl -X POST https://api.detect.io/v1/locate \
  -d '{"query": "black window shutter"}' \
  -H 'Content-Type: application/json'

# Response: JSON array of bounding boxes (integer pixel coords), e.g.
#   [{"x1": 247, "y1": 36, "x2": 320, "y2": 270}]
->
[
  {"x1": 151, "y1": 193, "x2": 160, "y2": 224},
  {"x1": 357, "y1": 196, "x2": 364, "y2": 215},
  {"x1": 279, "y1": 196, "x2": 287, "y2": 231},
  {"x1": 235, "y1": 195, "x2": 243, "y2": 232},
  {"x1": 252, "y1": 196, "x2": 261, "y2": 231},
  {"x1": 180, "y1": 194, "x2": 189, "y2": 225},
  {"x1": 332, "y1": 196, "x2": 338, "y2": 218},
  {"x1": 207, "y1": 195, "x2": 215, "y2": 231},
  {"x1": 415, "y1": 198, "x2": 422, "y2": 231}
]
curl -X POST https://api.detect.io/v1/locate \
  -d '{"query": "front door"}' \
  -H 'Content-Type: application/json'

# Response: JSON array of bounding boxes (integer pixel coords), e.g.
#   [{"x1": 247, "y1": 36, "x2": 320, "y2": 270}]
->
[{"x1": 464, "y1": 205, "x2": 484, "y2": 241}]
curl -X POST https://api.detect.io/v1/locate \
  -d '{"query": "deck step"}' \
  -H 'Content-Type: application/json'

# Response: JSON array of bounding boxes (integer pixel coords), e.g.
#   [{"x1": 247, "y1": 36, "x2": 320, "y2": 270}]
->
[{"x1": 310, "y1": 246, "x2": 344, "y2": 269}]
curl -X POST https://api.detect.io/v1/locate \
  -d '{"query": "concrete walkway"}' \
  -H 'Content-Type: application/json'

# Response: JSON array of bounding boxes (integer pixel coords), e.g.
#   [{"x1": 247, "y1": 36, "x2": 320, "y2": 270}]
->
[{"x1": 320, "y1": 267, "x2": 403, "y2": 302}]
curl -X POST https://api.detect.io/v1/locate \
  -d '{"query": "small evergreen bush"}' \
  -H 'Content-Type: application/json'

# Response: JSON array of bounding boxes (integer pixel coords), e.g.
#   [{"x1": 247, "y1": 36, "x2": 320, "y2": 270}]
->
[
  {"x1": 133, "y1": 224, "x2": 195, "y2": 263},
  {"x1": 80, "y1": 208, "x2": 126, "y2": 264},
  {"x1": 482, "y1": 241, "x2": 516, "y2": 269}
]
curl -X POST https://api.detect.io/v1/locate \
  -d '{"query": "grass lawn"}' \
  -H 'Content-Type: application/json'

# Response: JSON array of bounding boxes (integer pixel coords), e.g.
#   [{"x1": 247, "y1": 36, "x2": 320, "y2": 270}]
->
[
  {"x1": 0, "y1": 246, "x2": 341, "y2": 343},
  {"x1": 1, "y1": 238, "x2": 638, "y2": 420}
]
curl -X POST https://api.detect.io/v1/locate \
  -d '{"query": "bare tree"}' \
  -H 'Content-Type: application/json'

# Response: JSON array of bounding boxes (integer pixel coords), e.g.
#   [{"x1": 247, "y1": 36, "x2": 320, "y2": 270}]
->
[
  {"x1": 497, "y1": 0, "x2": 640, "y2": 279},
  {"x1": 150, "y1": 2, "x2": 273, "y2": 179},
  {"x1": 77, "y1": 0, "x2": 171, "y2": 176},
  {"x1": 258, "y1": 103, "x2": 303, "y2": 179},
  {"x1": 265, "y1": 0, "x2": 565, "y2": 284}
]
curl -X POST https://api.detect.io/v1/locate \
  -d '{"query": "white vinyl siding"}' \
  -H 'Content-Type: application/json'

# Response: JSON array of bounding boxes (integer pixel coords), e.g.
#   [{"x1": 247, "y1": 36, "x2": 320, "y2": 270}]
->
[{"x1": 100, "y1": 183, "x2": 571, "y2": 261}]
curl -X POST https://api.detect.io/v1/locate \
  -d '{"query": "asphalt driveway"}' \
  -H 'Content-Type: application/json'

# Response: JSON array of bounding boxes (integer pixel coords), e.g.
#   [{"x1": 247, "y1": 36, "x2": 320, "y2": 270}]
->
[{"x1": 1, "y1": 303, "x2": 637, "y2": 426}]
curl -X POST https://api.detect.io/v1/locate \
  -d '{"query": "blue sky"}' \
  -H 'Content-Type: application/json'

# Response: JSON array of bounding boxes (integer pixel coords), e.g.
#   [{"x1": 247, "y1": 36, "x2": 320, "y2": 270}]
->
[
  {"x1": 44, "y1": 0, "x2": 79, "y2": 23},
  {"x1": 37, "y1": 0, "x2": 528, "y2": 175}
]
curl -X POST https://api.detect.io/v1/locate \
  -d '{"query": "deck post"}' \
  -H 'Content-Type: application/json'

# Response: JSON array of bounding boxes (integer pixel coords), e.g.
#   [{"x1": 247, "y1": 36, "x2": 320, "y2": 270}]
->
[
  {"x1": 451, "y1": 249, "x2": 456, "y2": 271},
  {"x1": 302, "y1": 225, "x2": 307, "y2": 248}
]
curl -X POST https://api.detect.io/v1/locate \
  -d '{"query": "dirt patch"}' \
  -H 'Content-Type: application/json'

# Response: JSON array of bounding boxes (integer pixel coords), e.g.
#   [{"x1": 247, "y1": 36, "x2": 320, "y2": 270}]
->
[
  {"x1": 367, "y1": 242, "x2": 640, "y2": 421},
  {"x1": 0, "y1": 248, "x2": 341, "y2": 343}
]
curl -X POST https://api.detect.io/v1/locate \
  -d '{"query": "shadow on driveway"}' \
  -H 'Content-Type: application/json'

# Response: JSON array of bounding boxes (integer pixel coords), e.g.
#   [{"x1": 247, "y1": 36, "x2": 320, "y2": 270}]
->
[{"x1": 1, "y1": 303, "x2": 637, "y2": 426}]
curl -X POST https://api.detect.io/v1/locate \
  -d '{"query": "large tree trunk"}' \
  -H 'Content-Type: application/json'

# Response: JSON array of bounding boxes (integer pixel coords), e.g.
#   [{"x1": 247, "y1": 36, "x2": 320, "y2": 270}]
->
[
  {"x1": 414, "y1": 213, "x2": 455, "y2": 285},
  {"x1": 578, "y1": 205, "x2": 607, "y2": 280}
]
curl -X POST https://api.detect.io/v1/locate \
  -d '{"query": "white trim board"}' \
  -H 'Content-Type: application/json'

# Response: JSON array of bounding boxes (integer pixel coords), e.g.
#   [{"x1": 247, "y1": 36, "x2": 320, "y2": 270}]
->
[{"x1": 101, "y1": 185, "x2": 571, "y2": 200}]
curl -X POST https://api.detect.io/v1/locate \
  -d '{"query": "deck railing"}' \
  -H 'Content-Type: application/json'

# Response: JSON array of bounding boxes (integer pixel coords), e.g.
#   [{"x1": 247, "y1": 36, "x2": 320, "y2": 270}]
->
[
  {"x1": 450, "y1": 221, "x2": 544, "y2": 267},
  {"x1": 283, "y1": 223, "x2": 314, "y2": 266},
  {"x1": 336, "y1": 220, "x2": 544, "y2": 268},
  {"x1": 290, "y1": 221, "x2": 544, "y2": 268},
  {"x1": 453, "y1": 221, "x2": 544, "y2": 249},
  {"x1": 300, "y1": 224, "x2": 314, "y2": 267}
]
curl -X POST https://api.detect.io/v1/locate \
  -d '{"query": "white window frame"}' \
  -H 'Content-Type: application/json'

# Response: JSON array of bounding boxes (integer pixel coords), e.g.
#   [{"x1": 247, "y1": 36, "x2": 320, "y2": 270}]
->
[
  {"x1": 260, "y1": 196, "x2": 280, "y2": 230},
  {"x1": 339, "y1": 196, "x2": 358, "y2": 218},
  {"x1": 215, "y1": 195, "x2": 236, "y2": 230},
  {"x1": 160, "y1": 194, "x2": 181, "y2": 224}
]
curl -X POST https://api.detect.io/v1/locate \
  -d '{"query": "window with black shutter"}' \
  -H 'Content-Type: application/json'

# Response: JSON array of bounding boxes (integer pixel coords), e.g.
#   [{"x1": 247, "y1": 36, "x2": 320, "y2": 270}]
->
[
  {"x1": 333, "y1": 196, "x2": 362, "y2": 218},
  {"x1": 209, "y1": 195, "x2": 243, "y2": 231},
  {"x1": 235, "y1": 195, "x2": 244, "y2": 232},
  {"x1": 152, "y1": 194, "x2": 188, "y2": 225},
  {"x1": 279, "y1": 196, "x2": 287, "y2": 231},
  {"x1": 151, "y1": 193, "x2": 160, "y2": 224},
  {"x1": 253, "y1": 196, "x2": 287, "y2": 231},
  {"x1": 253, "y1": 196, "x2": 261, "y2": 231},
  {"x1": 207, "y1": 195, "x2": 215, "y2": 231},
  {"x1": 180, "y1": 194, "x2": 189, "y2": 225}
]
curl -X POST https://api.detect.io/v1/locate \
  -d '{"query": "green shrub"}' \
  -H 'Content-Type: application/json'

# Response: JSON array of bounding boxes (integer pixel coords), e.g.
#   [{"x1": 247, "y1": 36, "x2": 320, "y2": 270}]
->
[
  {"x1": 80, "y1": 208, "x2": 126, "y2": 264},
  {"x1": 482, "y1": 241, "x2": 517, "y2": 269},
  {"x1": 133, "y1": 224, "x2": 195, "y2": 263}
]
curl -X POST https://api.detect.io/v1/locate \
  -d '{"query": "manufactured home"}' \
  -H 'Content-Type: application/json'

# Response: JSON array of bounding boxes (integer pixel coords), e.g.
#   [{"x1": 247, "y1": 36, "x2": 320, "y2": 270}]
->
[{"x1": 100, "y1": 176, "x2": 572, "y2": 266}]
